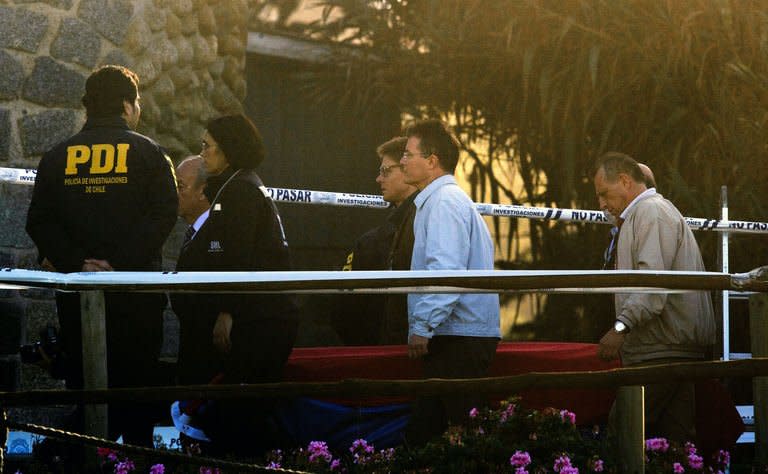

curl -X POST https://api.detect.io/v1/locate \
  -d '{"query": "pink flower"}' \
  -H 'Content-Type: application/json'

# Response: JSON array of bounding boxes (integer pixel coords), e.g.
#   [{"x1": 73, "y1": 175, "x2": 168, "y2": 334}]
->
[
  {"x1": 380, "y1": 448, "x2": 396, "y2": 460},
  {"x1": 687, "y1": 453, "x2": 704, "y2": 470},
  {"x1": 350, "y1": 438, "x2": 374, "y2": 454},
  {"x1": 330, "y1": 459, "x2": 342, "y2": 471},
  {"x1": 115, "y1": 460, "x2": 135, "y2": 474},
  {"x1": 469, "y1": 407, "x2": 479, "y2": 418},
  {"x1": 716, "y1": 449, "x2": 730, "y2": 466},
  {"x1": 554, "y1": 455, "x2": 572, "y2": 472},
  {"x1": 645, "y1": 437, "x2": 670, "y2": 453},
  {"x1": 515, "y1": 468, "x2": 529, "y2": 474},
  {"x1": 150, "y1": 464, "x2": 165, "y2": 474},
  {"x1": 684, "y1": 442, "x2": 697, "y2": 455},
  {"x1": 308, "y1": 440, "x2": 333, "y2": 463},
  {"x1": 561, "y1": 468, "x2": 579, "y2": 474},
  {"x1": 560, "y1": 409, "x2": 576, "y2": 425},
  {"x1": 350, "y1": 438, "x2": 374, "y2": 464},
  {"x1": 500, "y1": 403, "x2": 516, "y2": 422},
  {"x1": 673, "y1": 462, "x2": 685, "y2": 473},
  {"x1": 266, "y1": 462, "x2": 282, "y2": 470},
  {"x1": 591, "y1": 458, "x2": 604, "y2": 472},
  {"x1": 509, "y1": 450, "x2": 532, "y2": 467}
]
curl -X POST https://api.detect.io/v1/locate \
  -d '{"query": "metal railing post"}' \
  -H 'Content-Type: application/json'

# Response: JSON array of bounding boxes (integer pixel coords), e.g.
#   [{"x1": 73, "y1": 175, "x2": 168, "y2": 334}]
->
[
  {"x1": 750, "y1": 293, "x2": 768, "y2": 465},
  {"x1": 720, "y1": 186, "x2": 730, "y2": 360}
]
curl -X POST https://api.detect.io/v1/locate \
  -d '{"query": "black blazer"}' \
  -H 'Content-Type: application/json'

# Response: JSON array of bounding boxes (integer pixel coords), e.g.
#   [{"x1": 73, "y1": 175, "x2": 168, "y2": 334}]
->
[{"x1": 171, "y1": 168, "x2": 298, "y2": 324}]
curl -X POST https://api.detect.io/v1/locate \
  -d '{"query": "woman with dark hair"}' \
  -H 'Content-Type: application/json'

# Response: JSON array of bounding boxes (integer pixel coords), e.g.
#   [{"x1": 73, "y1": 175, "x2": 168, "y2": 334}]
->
[{"x1": 171, "y1": 113, "x2": 298, "y2": 455}]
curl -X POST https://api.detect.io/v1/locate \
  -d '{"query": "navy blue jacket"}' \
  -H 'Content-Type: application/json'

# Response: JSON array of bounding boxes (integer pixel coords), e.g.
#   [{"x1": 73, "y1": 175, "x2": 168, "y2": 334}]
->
[{"x1": 26, "y1": 116, "x2": 178, "y2": 272}]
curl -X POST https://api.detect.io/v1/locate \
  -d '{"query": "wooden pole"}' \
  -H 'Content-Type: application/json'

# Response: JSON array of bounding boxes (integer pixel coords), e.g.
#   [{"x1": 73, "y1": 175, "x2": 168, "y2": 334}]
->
[
  {"x1": 751, "y1": 293, "x2": 768, "y2": 465},
  {"x1": 615, "y1": 385, "x2": 645, "y2": 474},
  {"x1": 80, "y1": 291, "x2": 108, "y2": 439},
  {"x1": 3, "y1": 358, "x2": 768, "y2": 406}
]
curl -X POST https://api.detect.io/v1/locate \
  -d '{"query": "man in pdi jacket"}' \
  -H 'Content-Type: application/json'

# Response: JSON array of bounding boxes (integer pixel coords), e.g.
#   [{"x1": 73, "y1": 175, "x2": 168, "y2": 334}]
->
[
  {"x1": 26, "y1": 65, "x2": 178, "y2": 447},
  {"x1": 333, "y1": 137, "x2": 418, "y2": 345}
]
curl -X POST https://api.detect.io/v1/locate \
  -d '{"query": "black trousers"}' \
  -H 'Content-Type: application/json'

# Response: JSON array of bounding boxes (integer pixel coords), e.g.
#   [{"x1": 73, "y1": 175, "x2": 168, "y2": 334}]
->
[
  {"x1": 214, "y1": 317, "x2": 298, "y2": 457},
  {"x1": 406, "y1": 335, "x2": 499, "y2": 446},
  {"x1": 608, "y1": 357, "x2": 698, "y2": 445},
  {"x1": 57, "y1": 291, "x2": 164, "y2": 447},
  {"x1": 176, "y1": 314, "x2": 298, "y2": 457}
]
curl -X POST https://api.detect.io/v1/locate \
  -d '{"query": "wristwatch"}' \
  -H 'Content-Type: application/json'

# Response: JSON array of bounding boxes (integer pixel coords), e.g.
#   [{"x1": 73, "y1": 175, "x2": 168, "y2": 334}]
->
[{"x1": 614, "y1": 320, "x2": 630, "y2": 334}]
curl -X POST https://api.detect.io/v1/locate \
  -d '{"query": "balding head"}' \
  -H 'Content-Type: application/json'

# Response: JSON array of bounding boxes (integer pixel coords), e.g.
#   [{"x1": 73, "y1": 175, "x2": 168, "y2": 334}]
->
[
  {"x1": 638, "y1": 163, "x2": 656, "y2": 189},
  {"x1": 176, "y1": 156, "x2": 209, "y2": 224}
]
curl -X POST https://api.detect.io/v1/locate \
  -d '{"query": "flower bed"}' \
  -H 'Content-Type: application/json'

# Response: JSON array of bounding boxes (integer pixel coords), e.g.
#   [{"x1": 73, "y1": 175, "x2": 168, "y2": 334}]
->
[{"x1": 27, "y1": 397, "x2": 734, "y2": 473}]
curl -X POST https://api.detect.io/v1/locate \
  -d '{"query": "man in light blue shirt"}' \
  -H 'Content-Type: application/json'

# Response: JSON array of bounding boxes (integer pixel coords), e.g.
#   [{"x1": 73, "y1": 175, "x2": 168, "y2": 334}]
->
[{"x1": 400, "y1": 119, "x2": 500, "y2": 444}]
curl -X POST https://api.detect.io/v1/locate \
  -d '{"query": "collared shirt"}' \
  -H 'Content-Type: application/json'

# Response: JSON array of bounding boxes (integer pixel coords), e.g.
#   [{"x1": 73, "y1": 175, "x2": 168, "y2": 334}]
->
[
  {"x1": 602, "y1": 187, "x2": 656, "y2": 269},
  {"x1": 408, "y1": 174, "x2": 501, "y2": 338},
  {"x1": 620, "y1": 187, "x2": 656, "y2": 220},
  {"x1": 191, "y1": 209, "x2": 210, "y2": 238}
]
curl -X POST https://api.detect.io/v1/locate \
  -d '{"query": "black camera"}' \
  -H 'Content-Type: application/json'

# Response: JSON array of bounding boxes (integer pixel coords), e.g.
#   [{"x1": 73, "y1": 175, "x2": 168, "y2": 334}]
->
[{"x1": 20, "y1": 325, "x2": 60, "y2": 364}]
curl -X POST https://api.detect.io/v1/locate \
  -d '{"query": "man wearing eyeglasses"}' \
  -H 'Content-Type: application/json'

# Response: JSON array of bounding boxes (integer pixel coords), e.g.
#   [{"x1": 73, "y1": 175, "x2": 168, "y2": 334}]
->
[
  {"x1": 400, "y1": 119, "x2": 500, "y2": 445},
  {"x1": 333, "y1": 136, "x2": 418, "y2": 345}
]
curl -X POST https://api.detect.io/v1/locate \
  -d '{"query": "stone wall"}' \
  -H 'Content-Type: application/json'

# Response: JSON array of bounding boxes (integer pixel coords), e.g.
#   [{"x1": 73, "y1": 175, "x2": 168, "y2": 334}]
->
[{"x1": 0, "y1": 0, "x2": 251, "y2": 404}]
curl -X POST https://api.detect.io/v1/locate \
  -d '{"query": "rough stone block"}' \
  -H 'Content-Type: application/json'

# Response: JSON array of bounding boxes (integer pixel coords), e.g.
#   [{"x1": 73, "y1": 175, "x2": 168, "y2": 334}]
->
[
  {"x1": 0, "y1": 300, "x2": 23, "y2": 354},
  {"x1": 15, "y1": 248, "x2": 39, "y2": 269},
  {"x1": 169, "y1": 0, "x2": 194, "y2": 17},
  {"x1": 132, "y1": 56, "x2": 161, "y2": 87},
  {"x1": 124, "y1": 17, "x2": 151, "y2": 54},
  {"x1": 0, "y1": 50, "x2": 24, "y2": 100},
  {"x1": 0, "y1": 357, "x2": 20, "y2": 392},
  {"x1": 25, "y1": 299, "x2": 58, "y2": 345},
  {"x1": 0, "y1": 6, "x2": 49, "y2": 53},
  {"x1": 0, "y1": 248, "x2": 38, "y2": 270},
  {"x1": 160, "y1": 308, "x2": 179, "y2": 359},
  {"x1": 156, "y1": 37, "x2": 180, "y2": 69},
  {"x1": 50, "y1": 17, "x2": 102, "y2": 68},
  {"x1": 102, "y1": 49, "x2": 132, "y2": 69},
  {"x1": 0, "y1": 183, "x2": 34, "y2": 248},
  {"x1": 22, "y1": 57, "x2": 86, "y2": 108},
  {"x1": 19, "y1": 109, "x2": 77, "y2": 157},
  {"x1": 0, "y1": 108, "x2": 10, "y2": 159},
  {"x1": 0, "y1": 249, "x2": 12, "y2": 267},
  {"x1": 20, "y1": 287, "x2": 56, "y2": 300},
  {"x1": 13, "y1": 0, "x2": 74, "y2": 9},
  {"x1": 174, "y1": 36, "x2": 194, "y2": 66},
  {"x1": 78, "y1": 0, "x2": 134, "y2": 45},
  {"x1": 198, "y1": 5, "x2": 217, "y2": 36},
  {"x1": 146, "y1": 3, "x2": 167, "y2": 32}
]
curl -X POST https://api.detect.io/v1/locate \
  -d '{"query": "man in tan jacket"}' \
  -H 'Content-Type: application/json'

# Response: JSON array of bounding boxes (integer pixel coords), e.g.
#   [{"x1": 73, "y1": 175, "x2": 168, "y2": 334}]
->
[{"x1": 593, "y1": 152, "x2": 715, "y2": 442}]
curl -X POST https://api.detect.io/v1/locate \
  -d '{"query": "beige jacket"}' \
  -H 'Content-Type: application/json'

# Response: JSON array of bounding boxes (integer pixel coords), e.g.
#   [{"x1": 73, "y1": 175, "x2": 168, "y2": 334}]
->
[{"x1": 615, "y1": 193, "x2": 715, "y2": 366}]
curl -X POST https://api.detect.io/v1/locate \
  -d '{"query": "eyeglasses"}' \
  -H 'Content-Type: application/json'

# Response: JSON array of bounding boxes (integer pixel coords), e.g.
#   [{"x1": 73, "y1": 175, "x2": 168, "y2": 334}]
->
[
  {"x1": 378, "y1": 164, "x2": 403, "y2": 177},
  {"x1": 402, "y1": 151, "x2": 431, "y2": 160},
  {"x1": 201, "y1": 139, "x2": 216, "y2": 151}
]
